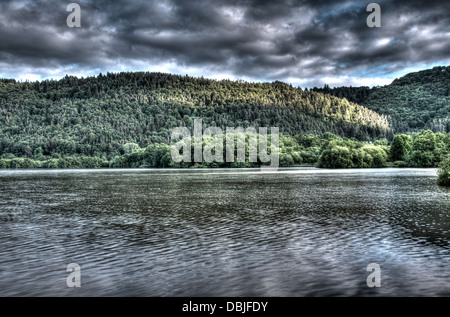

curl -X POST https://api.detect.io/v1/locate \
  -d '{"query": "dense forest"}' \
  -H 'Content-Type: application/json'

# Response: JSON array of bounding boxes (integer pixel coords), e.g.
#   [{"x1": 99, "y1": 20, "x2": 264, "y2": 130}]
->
[
  {"x1": 313, "y1": 66, "x2": 450, "y2": 133},
  {"x1": 0, "y1": 72, "x2": 390, "y2": 162},
  {"x1": 0, "y1": 69, "x2": 449, "y2": 178},
  {"x1": 316, "y1": 130, "x2": 449, "y2": 169},
  {"x1": 0, "y1": 128, "x2": 448, "y2": 171}
]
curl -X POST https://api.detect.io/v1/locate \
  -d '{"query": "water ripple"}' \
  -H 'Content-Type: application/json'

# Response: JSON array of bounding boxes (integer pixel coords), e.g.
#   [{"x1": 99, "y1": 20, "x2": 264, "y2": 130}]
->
[{"x1": 0, "y1": 168, "x2": 449, "y2": 296}]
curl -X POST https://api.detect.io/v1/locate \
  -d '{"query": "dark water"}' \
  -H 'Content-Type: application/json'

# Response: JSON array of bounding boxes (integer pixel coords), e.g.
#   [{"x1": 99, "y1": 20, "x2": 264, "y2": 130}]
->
[{"x1": 0, "y1": 168, "x2": 449, "y2": 297}]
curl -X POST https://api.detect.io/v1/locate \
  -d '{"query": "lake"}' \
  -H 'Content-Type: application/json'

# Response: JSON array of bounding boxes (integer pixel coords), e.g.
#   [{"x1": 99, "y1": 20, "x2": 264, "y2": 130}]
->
[{"x1": 0, "y1": 167, "x2": 449, "y2": 296}]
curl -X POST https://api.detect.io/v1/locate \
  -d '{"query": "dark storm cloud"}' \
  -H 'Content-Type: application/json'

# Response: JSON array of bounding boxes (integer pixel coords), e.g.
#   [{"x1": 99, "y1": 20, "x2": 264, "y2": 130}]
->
[{"x1": 0, "y1": 0, "x2": 449, "y2": 87}]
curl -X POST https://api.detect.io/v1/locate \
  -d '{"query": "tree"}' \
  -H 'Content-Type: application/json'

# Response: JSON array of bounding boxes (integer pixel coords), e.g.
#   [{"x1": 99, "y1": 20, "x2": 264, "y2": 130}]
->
[
  {"x1": 362, "y1": 146, "x2": 388, "y2": 167},
  {"x1": 390, "y1": 134, "x2": 412, "y2": 161},
  {"x1": 437, "y1": 156, "x2": 450, "y2": 186},
  {"x1": 317, "y1": 143, "x2": 353, "y2": 168},
  {"x1": 121, "y1": 143, "x2": 140, "y2": 154},
  {"x1": 407, "y1": 130, "x2": 437, "y2": 167}
]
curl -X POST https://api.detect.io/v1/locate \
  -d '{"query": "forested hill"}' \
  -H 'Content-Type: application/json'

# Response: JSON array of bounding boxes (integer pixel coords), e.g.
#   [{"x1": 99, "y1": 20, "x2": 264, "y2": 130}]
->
[
  {"x1": 0, "y1": 72, "x2": 390, "y2": 160},
  {"x1": 313, "y1": 66, "x2": 450, "y2": 133}
]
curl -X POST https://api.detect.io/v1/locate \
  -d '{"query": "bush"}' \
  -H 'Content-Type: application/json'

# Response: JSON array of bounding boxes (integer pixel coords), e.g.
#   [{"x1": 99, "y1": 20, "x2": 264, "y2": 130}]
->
[
  {"x1": 280, "y1": 153, "x2": 294, "y2": 167},
  {"x1": 362, "y1": 146, "x2": 388, "y2": 167},
  {"x1": 317, "y1": 145, "x2": 353, "y2": 168},
  {"x1": 291, "y1": 151, "x2": 303, "y2": 165},
  {"x1": 437, "y1": 156, "x2": 450, "y2": 186},
  {"x1": 407, "y1": 150, "x2": 436, "y2": 167},
  {"x1": 351, "y1": 148, "x2": 373, "y2": 168},
  {"x1": 121, "y1": 143, "x2": 140, "y2": 155}
]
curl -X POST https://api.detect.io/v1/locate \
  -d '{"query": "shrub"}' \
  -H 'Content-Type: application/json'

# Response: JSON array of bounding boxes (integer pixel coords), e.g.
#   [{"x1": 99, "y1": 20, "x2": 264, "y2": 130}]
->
[
  {"x1": 437, "y1": 156, "x2": 450, "y2": 186},
  {"x1": 317, "y1": 145, "x2": 353, "y2": 168}
]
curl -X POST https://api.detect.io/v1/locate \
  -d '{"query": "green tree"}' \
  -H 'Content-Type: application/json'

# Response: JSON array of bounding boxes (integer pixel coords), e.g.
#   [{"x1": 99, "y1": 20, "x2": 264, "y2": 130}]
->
[
  {"x1": 317, "y1": 143, "x2": 353, "y2": 168},
  {"x1": 351, "y1": 148, "x2": 373, "y2": 168},
  {"x1": 362, "y1": 146, "x2": 388, "y2": 167},
  {"x1": 407, "y1": 130, "x2": 437, "y2": 167},
  {"x1": 122, "y1": 143, "x2": 140, "y2": 154},
  {"x1": 437, "y1": 156, "x2": 450, "y2": 186},
  {"x1": 390, "y1": 134, "x2": 412, "y2": 161}
]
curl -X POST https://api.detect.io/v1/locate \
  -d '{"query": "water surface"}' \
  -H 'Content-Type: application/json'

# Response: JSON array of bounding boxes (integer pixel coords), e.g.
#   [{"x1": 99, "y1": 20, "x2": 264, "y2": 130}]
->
[{"x1": 0, "y1": 168, "x2": 449, "y2": 296}]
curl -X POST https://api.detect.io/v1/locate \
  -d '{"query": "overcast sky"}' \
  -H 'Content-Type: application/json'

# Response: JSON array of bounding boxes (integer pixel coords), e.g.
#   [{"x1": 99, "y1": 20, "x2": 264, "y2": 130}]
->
[{"x1": 0, "y1": 0, "x2": 449, "y2": 87}]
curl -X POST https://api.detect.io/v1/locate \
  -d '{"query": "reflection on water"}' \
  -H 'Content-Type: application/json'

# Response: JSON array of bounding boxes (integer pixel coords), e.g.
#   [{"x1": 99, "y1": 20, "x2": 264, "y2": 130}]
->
[{"x1": 0, "y1": 168, "x2": 449, "y2": 296}]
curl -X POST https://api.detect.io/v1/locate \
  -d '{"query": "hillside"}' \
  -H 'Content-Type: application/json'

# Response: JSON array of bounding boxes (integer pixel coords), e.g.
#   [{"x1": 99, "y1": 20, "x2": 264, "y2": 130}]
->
[
  {"x1": 0, "y1": 72, "x2": 391, "y2": 160},
  {"x1": 313, "y1": 66, "x2": 450, "y2": 133}
]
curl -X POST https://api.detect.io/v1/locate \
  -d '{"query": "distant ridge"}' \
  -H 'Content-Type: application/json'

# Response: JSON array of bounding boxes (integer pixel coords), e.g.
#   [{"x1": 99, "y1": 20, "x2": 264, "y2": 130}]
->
[
  {"x1": 313, "y1": 66, "x2": 450, "y2": 133},
  {"x1": 0, "y1": 72, "x2": 390, "y2": 159}
]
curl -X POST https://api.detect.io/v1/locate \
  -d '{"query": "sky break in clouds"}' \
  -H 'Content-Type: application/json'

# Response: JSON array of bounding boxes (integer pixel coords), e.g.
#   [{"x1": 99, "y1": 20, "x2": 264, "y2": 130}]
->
[{"x1": 0, "y1": 0, "x2": 450, "y2": 88}]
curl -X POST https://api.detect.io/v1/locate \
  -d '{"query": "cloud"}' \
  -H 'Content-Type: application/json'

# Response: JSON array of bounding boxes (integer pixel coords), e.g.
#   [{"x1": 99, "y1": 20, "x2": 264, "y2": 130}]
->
[{"x1": 0, "y1": 0, "x2": 449, "y2": 87}]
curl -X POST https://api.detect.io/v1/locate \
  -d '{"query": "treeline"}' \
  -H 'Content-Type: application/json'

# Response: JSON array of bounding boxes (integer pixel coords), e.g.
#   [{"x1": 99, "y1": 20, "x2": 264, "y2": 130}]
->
[
  {"x1": 313, "y1": 66, "x2": 450, "y2": 133},
  {"x1": 317, "y1": 130, "x2": 450, "y2": 169},
  {"x1": 1, "y1": 130, "x2": 448, "y2": 171},
  {"x1": 0, "y1": 72, "x2": 391, "y2": 162},
  {"x1": 0, "y1": 156, "x2": 107, "y2": 169},
  {"x1": 0, "y1": 134, "x2": 315, "y2": 169},
  {"x1": 1, "y1": 69, "x2": 449, "y2": 181}
]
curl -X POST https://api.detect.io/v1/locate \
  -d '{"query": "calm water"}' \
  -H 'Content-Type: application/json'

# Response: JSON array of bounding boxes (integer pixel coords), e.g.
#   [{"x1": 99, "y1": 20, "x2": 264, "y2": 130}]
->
[{"x1": 0, "y1": 168, "x2": 449, "y2": 297}]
